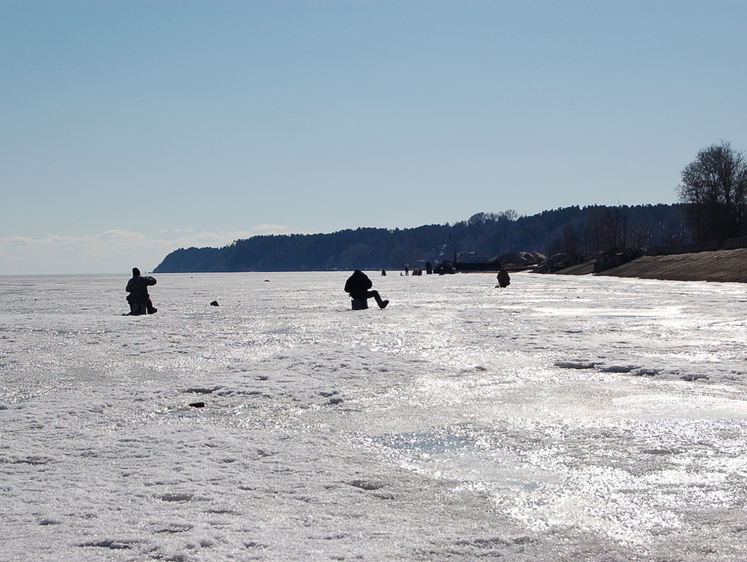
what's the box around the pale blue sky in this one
[2,0,746,274]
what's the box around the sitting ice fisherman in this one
[126,267,158,315]
[344,269,389,310]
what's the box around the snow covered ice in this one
[1,271,747,561]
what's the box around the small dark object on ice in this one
[189,402,205,408]
[210,300,219,306]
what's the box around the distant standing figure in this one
[126,267,157,315]
[344,269,389,310]
[496,268,511,288]
[381,269,387,276]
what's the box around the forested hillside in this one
[154,204,685,273]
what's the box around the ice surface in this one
[1,271,746,560]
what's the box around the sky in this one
[2,1,746,275]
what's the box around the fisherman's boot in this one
[372,291,389,309]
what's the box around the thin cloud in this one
[0,229,268,275]
[252,224,289,235]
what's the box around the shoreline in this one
[557,248,747,283]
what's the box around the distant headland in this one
[154,204,685,274]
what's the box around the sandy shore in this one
[571,248,747,283]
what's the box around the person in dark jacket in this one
[496,268,511,288]
[344,269,389,309]
[126,267,157,315]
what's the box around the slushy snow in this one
[1,272,746,561]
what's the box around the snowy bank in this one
[598,248,747,283]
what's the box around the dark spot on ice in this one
[244,541,269,549]
[348,479,385,491]
[319,390,339,397]
[210,300,219,306]
[256,449,277,458]
[512,536,536,545]
[38,518,62,526]
[642,448,681,455]
[455,536,511,548]
[328,397,344,405]
[206,508,239,515]
[189,402,205,408]
[159,493,193,502]
[597,365,637,373]
[78,539,139,550]
[681,374,709,381]
[455,535,537,550]
[155,523,193,533]
[220,389,261,396]
[633,368,659,377]
[7,456,53,465]
[184,386,221,394]
[554,361,597,369]
[255,375,269,381]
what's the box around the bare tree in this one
[585,206,624,251]
[678,141,747,242]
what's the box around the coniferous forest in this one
[154,204,686,273]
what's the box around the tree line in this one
[154,204,686,273]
